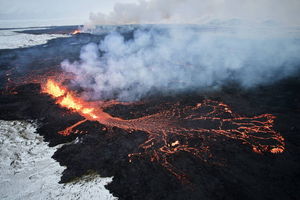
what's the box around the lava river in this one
[42,79,285,183]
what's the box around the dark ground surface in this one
[0,26,299,200]
[15,25,81,35]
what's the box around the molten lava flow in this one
[71,30,81,34]
[42,79,285,184]
[58,119,88,136]
[44,79,65,97]
[42,79,98,120]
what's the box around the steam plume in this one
[62,0,300,101]
[86,0,300,26]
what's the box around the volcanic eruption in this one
[41,78,285,183]
[1,0,300,199]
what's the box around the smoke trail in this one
[61,25,300,101]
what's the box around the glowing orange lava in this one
[42,79,285,184]
[71,30,81,34]
[44,79,66,97]
[42,79,98,120]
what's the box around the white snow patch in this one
[0,120,116,200]
[0,28,69,50]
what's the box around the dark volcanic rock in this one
[0,79,299,200]
[0,31,299,200]
[0,83,84,146]
[15,25,82,35]
[0,31,106,88]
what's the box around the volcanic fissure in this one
[42,78,285,184]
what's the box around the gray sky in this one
[0,0,137,21]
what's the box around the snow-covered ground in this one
[0,28,70,49]
[0,120,116,200]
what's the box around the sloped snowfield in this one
[0,120,116,200]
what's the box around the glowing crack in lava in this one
[42,79,285,183]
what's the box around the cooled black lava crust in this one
[0,27,299,200]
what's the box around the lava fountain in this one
[42,79,285,183]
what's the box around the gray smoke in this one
[61,0,300,101]
[61,25,300,101]
[86,0,300,26]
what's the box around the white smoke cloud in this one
[86,0,300,26]
[62,25,300,101]
[61,0,300,101]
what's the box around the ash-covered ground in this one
[0,26,299,200]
